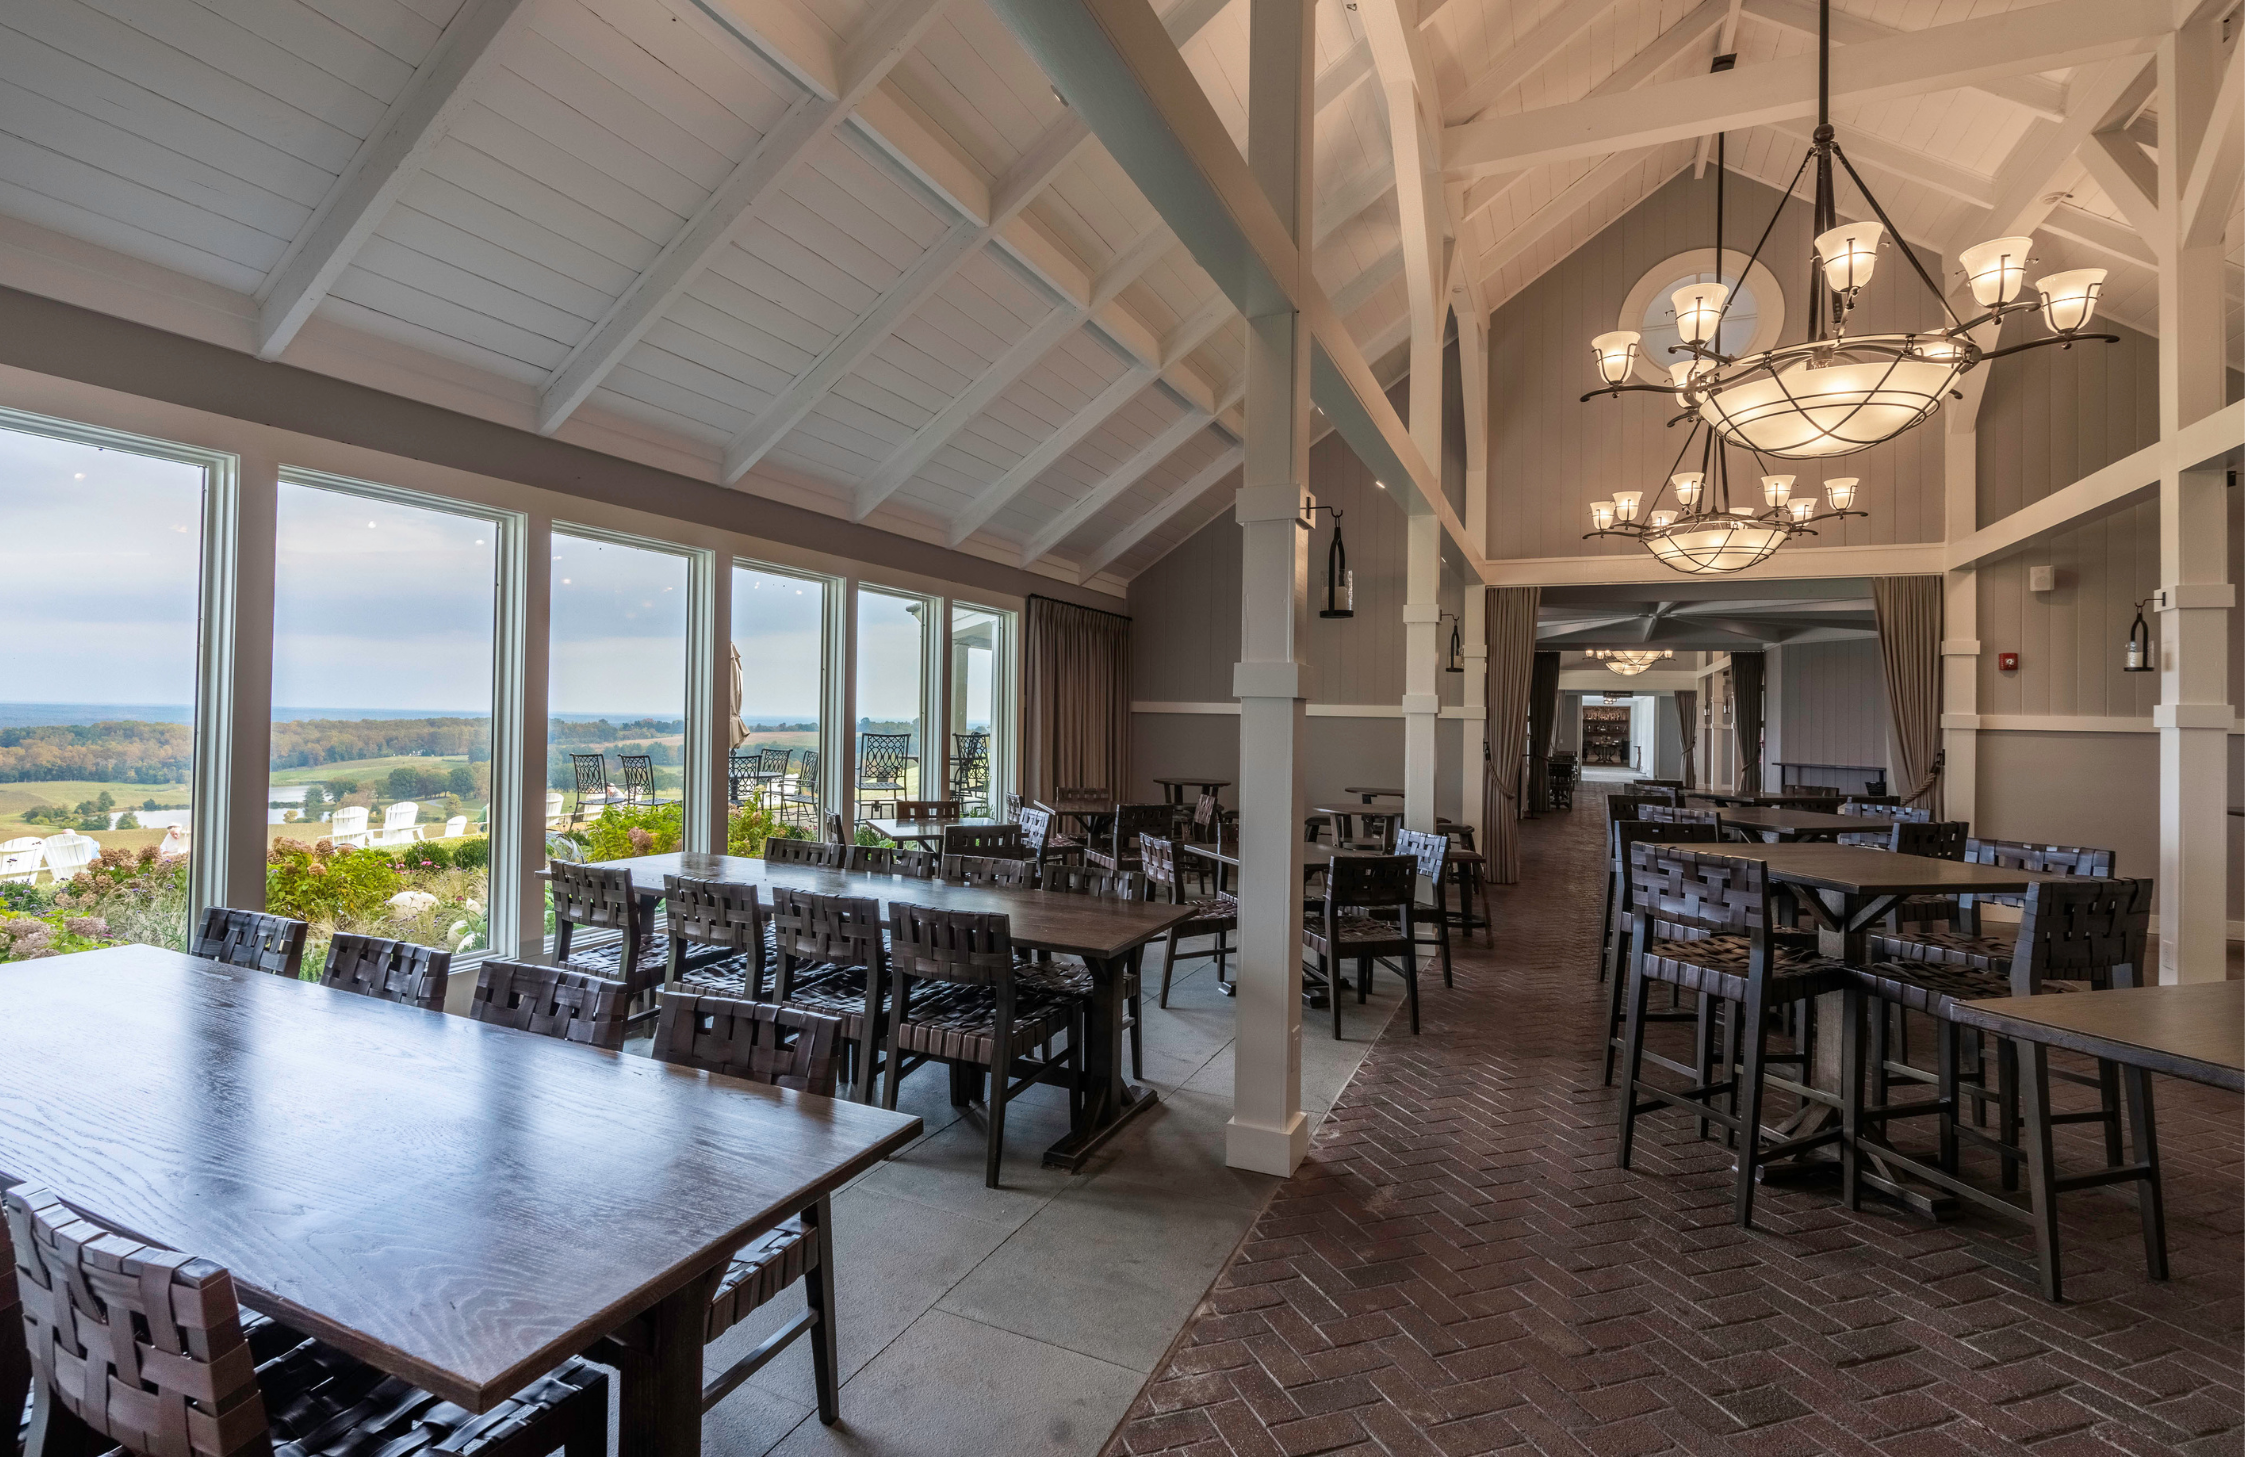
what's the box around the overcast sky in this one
[2,424,932,727]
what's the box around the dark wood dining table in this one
[1342,786,1404,803]
[1945,981,2245,1094]
[1151,776,1229,805]
[865,815,997,846]
[1686,788,1834,807]
[1716,805,1901,841]
[0,944,921,1457]
[587,852,1198,1170]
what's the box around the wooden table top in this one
[1717,806,1900,835]
[0,945,921,1410]
[1151,777,1230,788]
[865,816,997,843]
[1713,842,2069,896]
[594,852,1197,959]
[1945,982,2244,1093]
[1342,787,1403,799]
[1687,790,1827,807]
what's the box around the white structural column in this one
[1226,0,1314,1178]
[200,450,278,916]
[1455,296,1490,848]
[2151,19,2237,984]
[686,547,731,855]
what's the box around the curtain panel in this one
[1729,651,1765,794]
[1674,690,1698,791]
[1480,586,1539,884]
[1526,651,1562,813]
[1873,575,1945,812]
[1021,596,1132,806]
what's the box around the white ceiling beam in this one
[1456,0,1727,226]
[1074,445,1242,581]
[538,0,950,434]
[719,113,1092,478]
[1332,247,1405,316]
[1158,0,1230,44]
[1444,0,2169,178]
[256,0,530,359]
[1762,120,1991,206]
[851,226,1169,520]
[1443,0,1626,125]
[1739,0,2069,121]
[1363,0,1451,471]
[2078,130,2164,238]
[1020,398,1231,564]
[2042,201,2155,267]
[1693,3,1747,179]
[2179,31,2242,246]
[1948,57,2154,251]
[1474,149,1663,286]
[947,294,1232,545]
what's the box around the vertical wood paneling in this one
[1485,170,1945,561]
[1775,639,1888,773]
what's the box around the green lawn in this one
[268,755,470,786]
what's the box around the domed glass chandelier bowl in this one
[1587,648,1676,675]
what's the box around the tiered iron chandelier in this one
[1579,0,2115,575]
[1587,648,1674,676]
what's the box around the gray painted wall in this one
[1774,639,1889,784]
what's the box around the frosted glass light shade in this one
[1824,477,1859,510]
[1591,330,1641,385]
[1959,236,2034,306]
[1611,490,1643,522]
[1761,474,1794,507]
[1590,500,1617,531]
[1649,509,1678,529]
[1671,281,1729,346]
[1815,220,1884,293]
[1670,359,1712,405]
[1787,498,1817,522]
[2036,269,2105,333]
[1645,516,1789,574]
[1699,358,1957,458]
[1670,472,1704,509]
[1913,335,1967,361]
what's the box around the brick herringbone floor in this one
[1104,786,2243,1457]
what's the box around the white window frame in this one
[732,557,844,821]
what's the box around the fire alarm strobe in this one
[1998,652,2019,672]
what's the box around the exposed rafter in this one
[1762,119,1992,207]
[536,0,951,435]
[1472,149,1666,289]
[1020,388,1238,566]
[1074,445,1243,582]
[719,113,1093,480]
[1738,0,2069,121]
[2079,129,2164,238]
[1444,0,2168,178]
[1945,57,2154,253]
[256,0,531,359]
[1442,0,1625,125]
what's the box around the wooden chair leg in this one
[1157,931,1179,1008]
[2014,1036,2063,1301]
[2096,1058,2126,1167]
[1127,973,1144,1082]
[1326,950,1343,1039]
[1615,966,1653,1171]
[1840,985,1865,1212]
[1936,1019,1960,1173]
[1694,993,1718,1141]
[2124,1065,2168,1281]
[1997,1038,2021,1192]
[1732,981,1771,1230]
[984,1048,1011,1190]
[26,1383,109,1457]
[1403,955,1420,1035]
[1601,939,1632,1088]
[1355,954,1370,1004]
[805,1196,840,1424]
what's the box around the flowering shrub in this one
[0,912,117,962]
[47,848,191,952]
[265,839,402,924]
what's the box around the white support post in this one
[1456,286,1489,848]
[687,547,730,854]
[2152,22,2235,984]
[1227,0,1313,1179]
[501,512,552,962]
[200,449,277,916]
[1939,404,1982,826]
[1402,515,1442,832]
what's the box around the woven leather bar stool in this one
[1614,844,1854,1228]
[317,932,450,1010]
[1847,877,2160,1301]
[1598,820,1723,1088]
[1391,829,1455,990]
[1868,839,2115,968]
[880,903,1083,1188]
[1142,834,1235,1007]
[664,874,770,998]
[1085,804,1172,876]
[1303,855,1423,1039]
[192,906,308,980]
[1439,823,1489,942]
[470,961,632,1050]
[1594,795,1666,979]
[1026,863,1147,1079]
[631,993,848,1423]
[6,1185,608,1457]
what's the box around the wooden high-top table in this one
[0,944,921,1457]
[1715,805,1901,842]
[591,852,1197,1170]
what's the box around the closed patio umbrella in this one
[729,643,749,748]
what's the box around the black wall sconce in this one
[1305,504,1353,618]
[1439,611,1465,672]
[2123,597,2156,672]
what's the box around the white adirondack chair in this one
[0,837,43,884]
[544,791,566,828]
[327,806,370,848]
[375,801,422,846]
[40,833,100,883]
[441,815,467,839]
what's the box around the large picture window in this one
[548,532,689,842]
[948,603,1011,814]
[0,418,213,954]
[855,587,931,815]
[269,476,499,965]
[733,564,829,829]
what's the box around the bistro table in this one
[0,944,920,1457]
[1342,786,1404,803]
[865,815,997,847]
[1710,842,2069,1212]
[1686,788,1836,807]
[1716,805,1901,842]
[587,852,1196,1170]
[1151,776,1230,806]
[1946,981,2244,1095]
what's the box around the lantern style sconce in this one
[2123,598,2156,672]
[1305,504,1353,618]
[1440,612,1465,673]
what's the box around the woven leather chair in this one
[1391,829,1455,990]
[6,1185,608,1457]
[317,932,450,1010]
[1143,834,1235,1007]
[895,799,962,821]
[0,1196,24,1457]
[941,823,1026,859]
[664,874,770,998]
[1085,804,1172,876]
[1615,843,1853,1228]
[1637,804,1719,826]
[1025,863,1146,1079]
[946,854,1035,887]
[633,992,846,1423]
[1836,800,1929,845]
[1303,855,1422,1039]
[469,961,631,1050]
[770,888,889,1101]
[1848,876,2159,1300]
[847,844,939,878]
[1595,795,1669,978]
[548,860,657,1000]
[1439,823,1489,942]
[1018,805,1083,868]
[1598,821,1724,1085]
[879,903,1081,1188]
[766,837,847,869]
[1869,839,2115,968]
[191,906,307,980]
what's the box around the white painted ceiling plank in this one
[1739,0,2068,122]
[1074,444,1242,581]
[1020,389,1233,564]
[1443,0,1626,125]
[256,0,532,359]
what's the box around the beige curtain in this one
[1873,575,1945,813]
[1480,586,1538,883]
[1674,690,1697,791]
[1022,596,1132,805]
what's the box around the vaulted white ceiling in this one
[0,0,2234,590]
